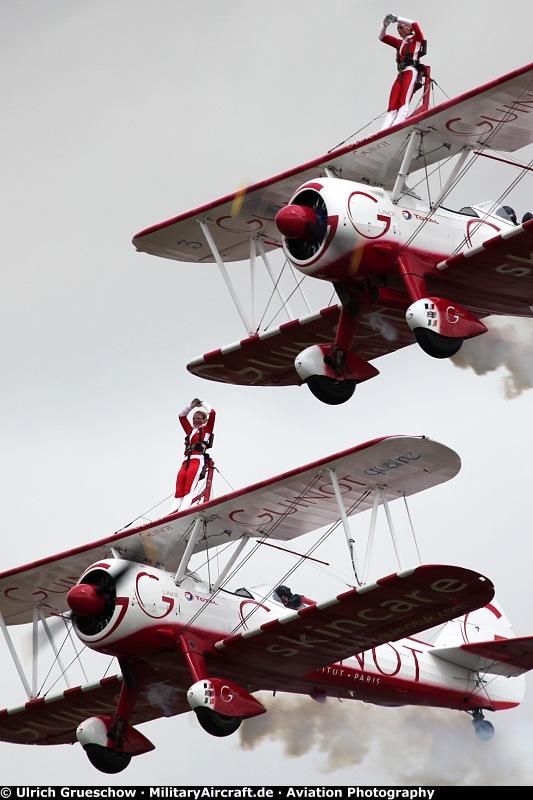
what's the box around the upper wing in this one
[186,303,415,386]
[211,564,494,679]
[132,62,533,266]
[0,436,459,624]
[434,217,533,316]
[0,668,189,746]
[431,636,533,678]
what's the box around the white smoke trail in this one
[240,694,373,770]
[451,317,533,398]
[146,682,184,716]
[369,313,398,342]
[239,694,532,784]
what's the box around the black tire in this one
[194,707,242,737]
[306,376,356,405]
[472,719,495,741]
[84,744,132,774]
[414,328,464,359]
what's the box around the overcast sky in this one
[2,0,533,788]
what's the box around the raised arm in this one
[201,402,216,434]
[178,401,196,434]
[396,15,424,41]
[379,13,399,46]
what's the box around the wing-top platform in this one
[0,435,460,625]
[133,62,533,266]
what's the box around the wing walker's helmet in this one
[275,585,292,598]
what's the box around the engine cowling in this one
[275,178,399,281]
[67,559,180,656]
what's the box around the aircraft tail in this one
[433,599,516,647]
[431,600,533,678]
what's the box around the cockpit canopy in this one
[458,202,518,225]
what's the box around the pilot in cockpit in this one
[274,585,303,609]
[494,206,533,224]
[496,205,518,225]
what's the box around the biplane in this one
[1,435,532,775]
[133,61,533,404]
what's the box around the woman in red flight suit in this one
[379,13,425,130]
[170,398,216,514]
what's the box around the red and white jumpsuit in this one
[379,17,424,130]
[171,402,216,513]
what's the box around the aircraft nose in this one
[275,204,319,239]
[67,583,106,617]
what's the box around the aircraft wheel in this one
[194,707,242,737]
[305,376,356,405]
[472,718,495,741]
[414,328,464,359]
[84,744,132,774]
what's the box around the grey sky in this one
[2,0,533,787]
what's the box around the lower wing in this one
[436,217,533,316]
[187,303,415,387]
[0,670,189,746]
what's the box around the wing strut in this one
[31,606,39,698]
[430,146,474,211]
[363,490,381,585]
[255,238,305,320]
[362,488,408,585]
[390,133,474,210]
[327,468,361,585]
[211,535,250,593]
[0,608,32,699]
[391,130,422,204]
[379,487,403,568]
[40,612,73,689]
[198,220,253,334]
[1,605,86,702]
[173,517,205,585]
[197,220,304,336]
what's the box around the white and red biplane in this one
[133,61,533,404]
[1,436,532,774]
